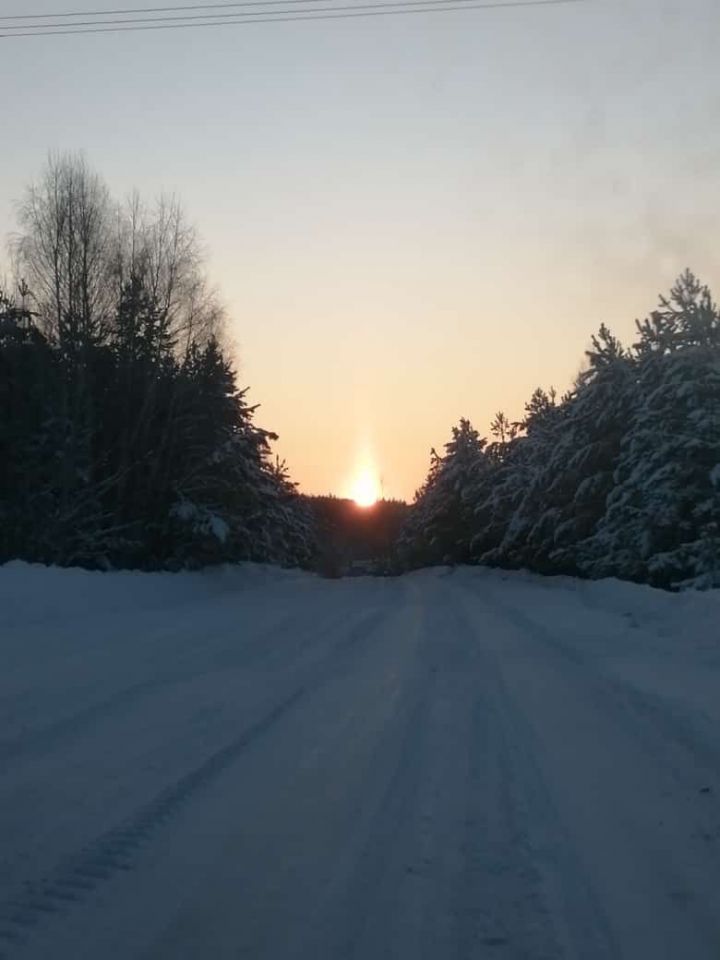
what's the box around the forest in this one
[0,154,314,569]
[1,155,718,588]
[400,273,720,589]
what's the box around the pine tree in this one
[3,156,311,572]
[400,419,487,567]
[532,326,634,573]
[475,387,560,569]
[0,289,52,560]
[581,274,720,587]
[167,338,313,567]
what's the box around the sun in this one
[351,468,381,508]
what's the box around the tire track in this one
[449,581,619,958]
[475,580,720,795]
[453,575,720,955]
[0,686,305,954]
[0,585,364,772]
[0,596,395,956]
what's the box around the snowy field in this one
[1,562,719,960]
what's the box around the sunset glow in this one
[2,3,716,505]
[351,468,381,508]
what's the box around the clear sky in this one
[1,0,719,500]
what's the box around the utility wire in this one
[0,0,585,35]
[0,0,503,19]
[0,0,581,18]
[0,0,572,30]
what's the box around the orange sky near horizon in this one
[2,1,719,503]
[229,257,717,503]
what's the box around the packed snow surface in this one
[1,562,719,959]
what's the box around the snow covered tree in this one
[165,338,312,568]
[538,326,635,572]
[0,285,122,567]
[2,157,311,572]
[397,272,718,590]
[400,419,488,567]
[473,387,561,569]
[513,327,635,574]
[580,274,720,588]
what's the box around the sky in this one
[1,0,719,500]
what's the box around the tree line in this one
[398,271,720,590]
[308,496,409,576]
[3,155,718,588]
[1,154,313,569]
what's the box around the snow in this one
[170,500,231,543]
[1,562,719,959]
[209,515,230,543]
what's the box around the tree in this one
[514,327,634,574]
[2,157,310,571]
[581,279,720,587]
[110,193,223,353]
[400,419,488,567]
[165,338,311,567]
[14,153,113,350]
[399,273,719,590]
[473,387,560,569]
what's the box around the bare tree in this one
[14,154,224,355]
[13,152,113,348]
[111,193,224,354]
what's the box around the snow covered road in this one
[1,564,719,959]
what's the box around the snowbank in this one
[0,560,310,631]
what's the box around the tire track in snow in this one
[291,581,600,959]
[477,667,620,958]
[0,598,394,956]
[0,598,319,771]
[0,686,305,955]
[0,580,374,772]
[475,580,720,816]
[443,579,620,958]
[453,575,720,956]
[0,678,163,769]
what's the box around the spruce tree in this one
[400,419,487,567]
[581,273,720,587]
[534,326,634,573]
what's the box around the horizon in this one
[2,0,719,500]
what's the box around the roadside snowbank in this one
[0,560,309,631]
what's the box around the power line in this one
[0,0,581,19]
[0,0,585,36]
[0,0,571,30]
[0,0,426,19]
[0,0,359,19]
